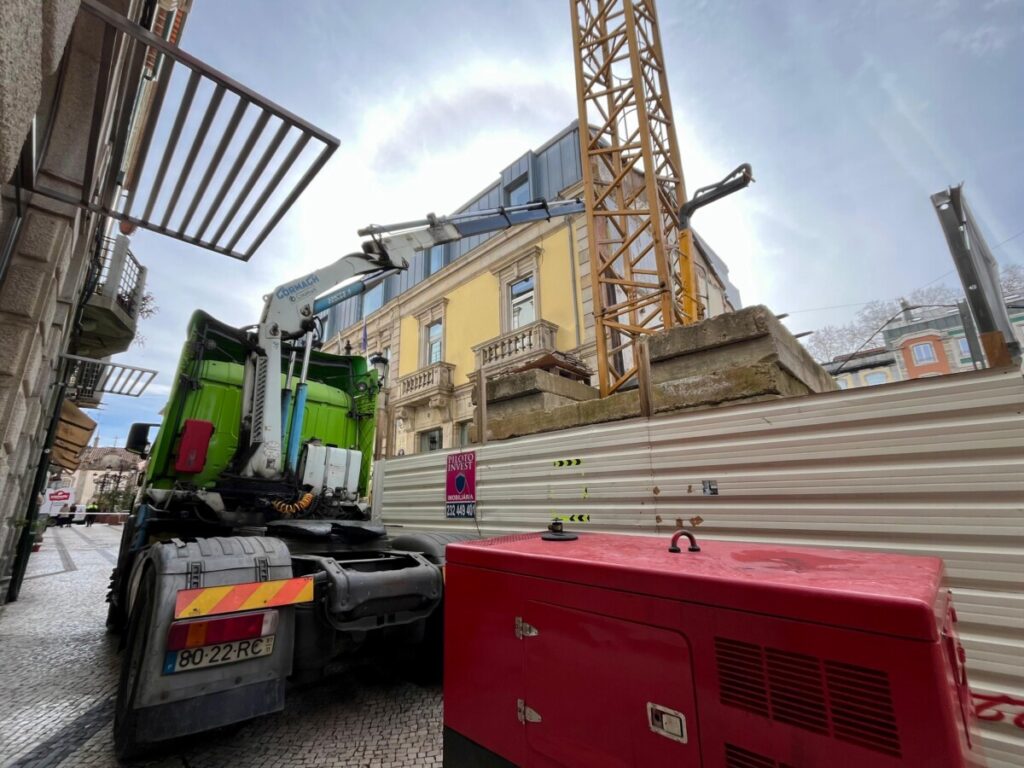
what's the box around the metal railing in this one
[92,235,145,316]
[474,320,559,370]
[25,0,339,262]
[62,354,157,402]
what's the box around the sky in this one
[92,0,1024,445]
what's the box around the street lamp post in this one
[368,352,390,460]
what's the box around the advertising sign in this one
[445,451,476,518]
[40,488,75,518]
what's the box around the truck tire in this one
[105,583,125,635]
[106,514,142,635]
[114,567,155,761]
[389,532,479,683]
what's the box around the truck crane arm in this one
[243,197,586,479]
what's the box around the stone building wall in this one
[0,0,132,597]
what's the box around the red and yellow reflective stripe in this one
[174,576,314,619]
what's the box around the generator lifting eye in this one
[668,529,700,553]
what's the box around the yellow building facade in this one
[323,123,739,456]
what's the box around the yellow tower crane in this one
[570,0,752,396]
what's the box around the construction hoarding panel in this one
[375,367,1024,767]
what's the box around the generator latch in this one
[517,699,542,724]
[647,702,687,743]
[514,616,539,639]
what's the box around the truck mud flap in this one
[136,678,285,743]
[129,537,296,722]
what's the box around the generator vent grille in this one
[765,649,828,733]
[724,743,794,768]
[715,639,769,715]
[715,637,901,758]
[825,660,901,756]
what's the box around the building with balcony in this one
[823,348,900,389]
[0,0,187,599]
[822,296,1024,389]
[882,297,1024,381]
[78,234,148,358]
[322,122,741,456]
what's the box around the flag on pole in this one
[361,320,368,352]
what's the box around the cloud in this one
[942,24,1020,56]
[370,80,575,176]
[85,0,1024,443]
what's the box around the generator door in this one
[521,600,700,767]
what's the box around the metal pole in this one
[285,333,314,473]
[6,383,65,602]
[477,369,488,445]
[636,337,653,418]
[957,301,985,370]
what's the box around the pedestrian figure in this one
[86,501,99,527]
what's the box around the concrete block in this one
[23,395,42,443]
[653,361,813,412]
[37,9,103,186]
[485,369,599,405]
[477,369,600,424]
[648,305,836,394]
[0,375,17,428]
[41,0,79,75]
[16,208,67,264]
[0,0,43,182]
[482,308,835,443]
[31,348,55,399]
[21,343,43,396]
[0,446,10,499]
[4,390,28,453]
[37,278,58,341]
[0,257,51,317]
[12,435,33,477]
[0,316,36,377]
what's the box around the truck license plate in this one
[163,636,275,674]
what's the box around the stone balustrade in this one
[394,361,455,403]
[473,320,559,371]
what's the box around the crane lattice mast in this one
[570,0,700,395]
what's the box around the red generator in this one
[443,530,984,767]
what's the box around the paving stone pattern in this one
[0,526,443,767]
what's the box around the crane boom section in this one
[243,197,585,479]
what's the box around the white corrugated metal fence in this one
[376,367,1024,766]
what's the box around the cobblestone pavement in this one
[0,525,443,768]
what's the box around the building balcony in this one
[474,319,559,372]
[393,361,456,408]
[78,235,147,358]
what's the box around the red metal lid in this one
[447,533,944,641]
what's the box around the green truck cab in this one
[107,311,459,759]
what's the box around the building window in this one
[362,282,384,316]
[493,246,542,334]
[457,421,472,448]
[958,338,972,358]
[863,371,888,386]
[419,428,442,453]
[911,342,937,364]
[426,245,444,277]
[426,320,443,364]
[507,179,529,207]
[694,264,710,319]
[510,275,535,329]
[835,378,848,389]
